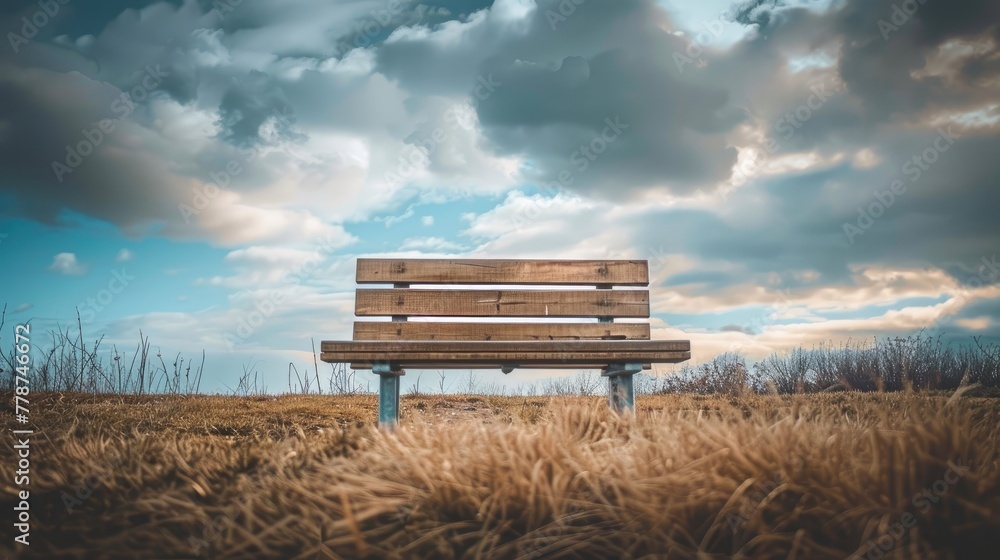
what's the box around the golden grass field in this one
[2,391,999,559]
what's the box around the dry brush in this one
[1,392,998,559]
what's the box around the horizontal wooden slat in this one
[348,362,652,370]
[353,322,650,341]
[323,340,690,353]
[325,350,689,365]
[355,289,650,318]
[356,259,649,285]
[321,340,690,365]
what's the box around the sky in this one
[1,0,998,393]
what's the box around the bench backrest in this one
[352,258,653,342]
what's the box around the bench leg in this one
[373,363,404,428]
[603,363,641,414]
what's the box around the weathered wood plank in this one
[323,350,690,364]
[323,340,690,353]
[352,322,650,341]
[321,340,690,365]
[356,259,649,285]
[349,362,653,370]
[354,289,650,318]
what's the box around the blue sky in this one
[1,0,998,393]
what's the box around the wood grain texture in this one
[354,289,650,318]
[352,322,651,341]
[356,259,649,285]
[347,362,653,370]
[325,259,690,370]
[322,340,690,365]
[322,349,690,364]
[323,340,690,353]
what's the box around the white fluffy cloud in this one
[48,253,87,275]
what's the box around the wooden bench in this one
[321,259,691,426]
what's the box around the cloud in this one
[115,248,133,262]
[368,0,750,199]
[14,303,32,313]
[399,236,466,252]
[48,253,86,276]
[0,2,414,247]
[729,0,787,29]
[955,316,991,330]
[197,239,355,289]
[460,190,632,258]
[215,69,302,147]
[2,0,999,375]
[720,324,756,335]
[373,204,416,228]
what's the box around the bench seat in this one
[321,340,691,367]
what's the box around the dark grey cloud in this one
[634,125,1000,295]
[0,1,357,244]
[216,70,302,147]
[0,63,185,228]
[370,0,747,198]
[0,1,229,231]
[834,1,1000,120]
[721,324,757,334]
[0,1,221,107]
[0,0,174,43]
[612,0,999,310]
[729,0,788,29]
[477,46,743,197]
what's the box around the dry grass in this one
[2,392,999,559]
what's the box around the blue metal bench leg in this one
[603,363,641,414]
[373,363,404,428]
